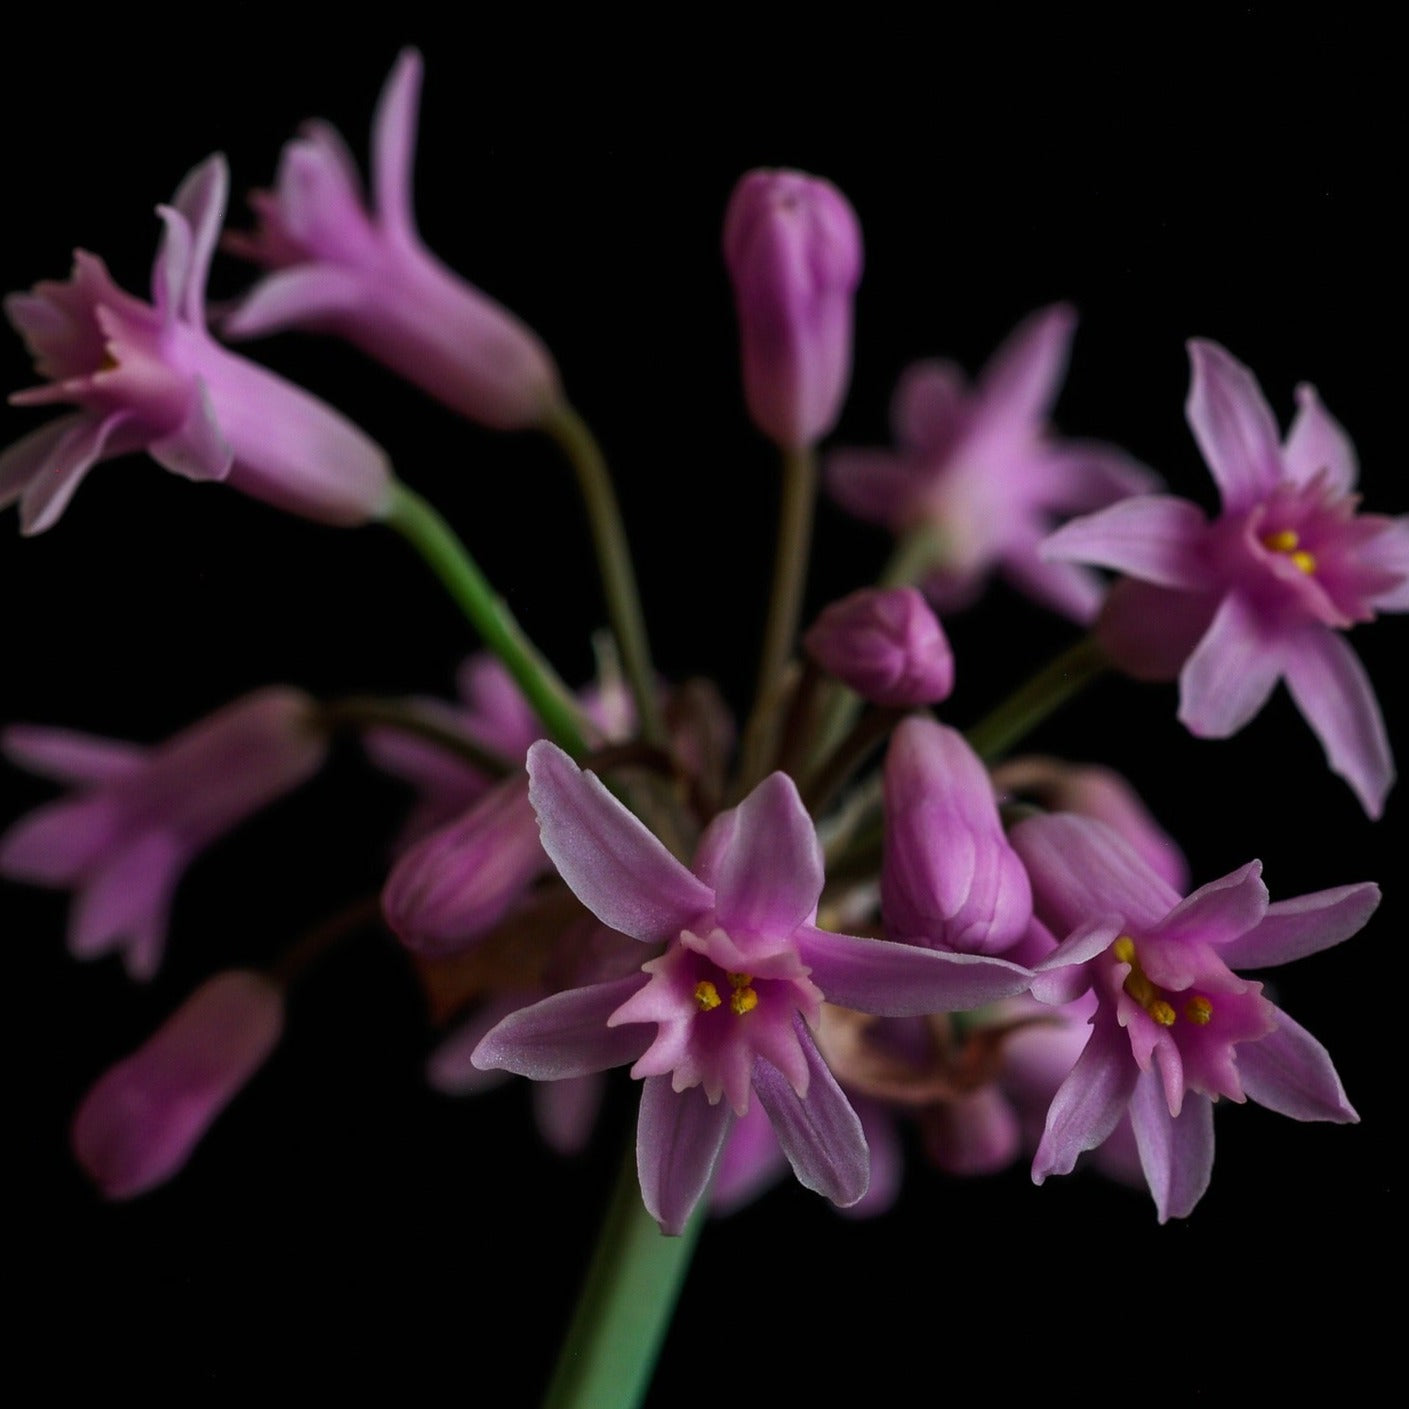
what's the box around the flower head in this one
[1043,340,1409,815]
[472,741,1033,1232]
[723,168,863,450]
[1,157,394,533]
[0,688,327,979]
[1010,811,1373,1220]
[224,50,561,431]
[826,304,1156,621]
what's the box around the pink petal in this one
[222,265,365,339]
[890,358,971,456]
[1219,882,1380,969]
[711,1099,787,1216]
[841,1099,904,1217]
[823,447,922,529]
[1040,495,1209,589]
[1237,1007,1358,1123]
[1281,626,1394,817]
[712,772,823,940]
[1096,579,1221,682]
[998,546,1107,625]
[2,725,146,787]
[1281,383,1357,493]
[752,1020,868,1209]
[1029,916,1125,1004]
[1178,591,1284,738]
[372,49,422,247]
[470,975,653,1080]
[1130,1073,1214,1222]
[69,830,187,981]
[0,795,121,884]
[1357,516,1409,611]
[637,1077,733,1235]
[534,1073,605,1156]
[15,411,136,535]
[976,302,1076,429]
[164,156,228,327]
[1153,860,1268,950]
[1185,339,1285,513]
[794,924,1032,1015]
[425,998,523,1095]
[525,741,714,943]
[148,378,234,483]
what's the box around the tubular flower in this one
[722,168,863,450]
[472,741,1033,1233]
[1042,340,1409,815]
[1,157,394,534]
[1009,811,1374,1221]
[826,304,1156,621]
[71,970,284,1200]
[0,689,327,979]
[223,49,561,431]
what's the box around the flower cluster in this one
[2,45,1396,1408]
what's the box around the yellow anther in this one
[1125,971,1156,1008]
[1290,549,1318,574]
[1113,936,1136,964]
[1148,999,1177,1027]
[695,981,722,1012]
[1185,995,1214,1025]
[730,986,759,1016]
[1263,529,1300,552]
[726,972,753,989]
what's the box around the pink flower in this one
[1,157,393,534]
[1010,811,1373,1220]
[1043,340,1409,816]
[72,970,284,1199]
[722,168,863,450]
[224,50,561,432]
[472,741,1032,1233]
[803,586,955,707]
[0,688,327,979]
[826,305,1155,621]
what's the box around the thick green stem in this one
[543,403,664,746]
[738,444,818,789]
[385,483,590,758]
[541,1147,705,1409]
[965,635,1110,763]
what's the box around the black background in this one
[4,11,1400,1399]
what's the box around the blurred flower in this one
[827,304,1155,620]
[803,586,954,707]
[723,168,863,450]
[72,970,284,1199]
[0,688,327,979]
[224,50,561,431]
[1,157,393,533]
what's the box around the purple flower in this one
[1010,811,1373,1220]
[472,741,1032,1233]
[1,157,394,534]
[224,50,561,432]
[72,970,284,1199]
[0,688,327,979]
[803,586,955,707]
[722,168,863,450]
[1043,340,1409,816]
[826,304,1156,621]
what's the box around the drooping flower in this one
[1042,340,1409,816]
[223,50,561,432]
[472,741,1034,1233]
[1,157,394,534]
[826,304,1156,621]
[1009,810,1373,1220]
[722,168,863,450]
[0,688,327,979]
[803,586,955,708]
[71,969,285,1199]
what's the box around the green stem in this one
[964,634,1110,763]
[385,482,590,758]
[543,403,664,746]
[541,1147,705,1409]
[738,444,818,789]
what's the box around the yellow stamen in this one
[1149,999,1177,1027]
[1263,529,1300,552]
[1290,549,1318,574]
[695,980,722,1012]
[1113,936,1136,964]
[730,986,759,1016]
[726,972,752,989]
[1185,995,1214,1025]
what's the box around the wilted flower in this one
[1,157,394,533]
[1043,340,1409,816]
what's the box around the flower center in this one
[1112,936,1213,1027]
[1261,527,1317,574]
[694,971,760,1016]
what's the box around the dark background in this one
[4,12,1399,1398]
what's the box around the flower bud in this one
[71,971,284,1199]
[804,586,954,706]
[381,776,548,956]
[723,168,863,449]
